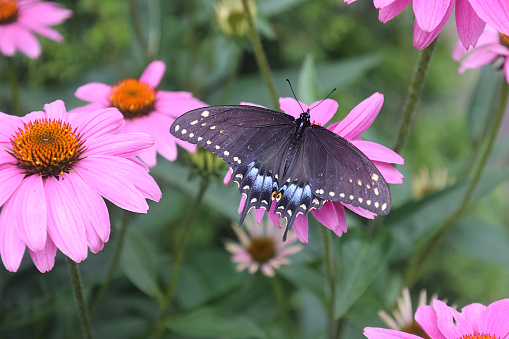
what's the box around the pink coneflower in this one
[0,100,161,273]
[72,61,207,167]
[225,94,404,243]
[453,25,509,83]
[0,0,72,58]
[345,0,509,51]
[225,217,303,277]
[365,298,509,339]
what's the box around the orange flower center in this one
[110,79,156,119]
[7,119,86,178]
[403,321,430,339]
[0,0,18,25]
[248,237,275,262]
[459,335,497,339]
[499,33,509,49]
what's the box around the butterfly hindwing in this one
[304,125,391,215]
[170,105,295,166]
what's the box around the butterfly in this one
[170,103,391,240]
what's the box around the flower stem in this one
[150,178,209,339]
[393,38,438,155]
[241,0,279,109]
[404,80,509,287]
[320,227,340,339]
[89,210,130,314]
[270,275,293,339]
[6,57,21,116]
[66,258,94,339]
[128,0,148,60]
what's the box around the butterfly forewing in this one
[170,105,295,166]
[305,126,391,215]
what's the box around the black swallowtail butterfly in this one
[170,104,391,240]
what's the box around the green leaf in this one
[298,54,324,104]
[166,307,267,339]
[387,167,509,259]
[278,264,326,303]
[121,231,162,299]
[334,229,394,319]
[467,64,500,144]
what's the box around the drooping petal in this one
[456,0,486,49]
[136,147,158,168]
[292,215,309,243]
[413,1,454,50]
[351,140,404,164]
[309,99,338,126]
[260,263,275,277]
[74,83,112,106]
[11,26,41,59]
[139,61,166,88]
[0,26,17,56]
[67,173,110,243]
[311,201,348,237]
[467,0,509,36]
[74,158,150,213]
[379,0,412,23]
[414,304,448,339]
[18,2,72,26]
[374,0,397,9]
[344,203,376,219]
[12,175,47,252]
[0,165,24,207]
[413,0,451,32]
[431,300,464,338]
[331,93,383,140]
[84,133,154,158]
[374,161,404,184]
[29,237,57,273]
[0,197,26,272]
[457,44,499,73]
[45,176,88,263]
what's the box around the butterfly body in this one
[170,105,391,239]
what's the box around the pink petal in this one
[11,26,41,59]
[260,263,275,277]
[311,201,348,237]
[175,137,197,154]
[139,61,166,88]
[70,102,107,114]
[45,176,88,263]
[70,108,124,141]
[0,26,17,56]
[292,215,309,243]
[224,168,233,185]
[18,2,72,25]
[67,173,110,243]
[373,161,404,184]
[267,201,281,228]
[374,0,397,9]
[43,100,67,120]
[379,0,412,23]
[457,44,499,73]
[74,158,150,213]
[432,300,464,338]
[351,140,404,164]
[331,93,383,140]
[415,304,448,339]
[364,327,423,339]
[413,1,454,50]
[452,41,468,62]
[456,0,486,49]
[344,203,376,219]
[0,165,24,207]
[254,208,265,224]
[12,175,47,252]
[136,147,158,167]
[155,91,207,117]
[85,222,105,254]
[0,112,23,141]
[413,0,451,32]
[467,0,509,36]
[309,99,338,126]
[0,197,26,272]
[74,82,112,106]
[85,133,154,158]
[457,303,485,327]
[279,97,308,119]
[29,237,57,273]
[477,299,509,337]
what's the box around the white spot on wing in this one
[181,129,187,134]
[374,188,379,196]
[201,110,210,117]
[358,197,363,203]
[250,198,257,203]
[367,200,371,205]
[329,192,335,197]
[382,203,387,211]
[189,133,194,138]
[349,195,354,200]
[190,120,199,125]
[197,137,203,141]
[210,125,216,130]
[375,202,379,208]
[174,125,180,131]
[224,151,230,156]
[372,173,379,181]
[358,179,362,186]
[340,193,345,198]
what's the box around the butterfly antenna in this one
[309,87,337,112]
[286,79,306,113]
